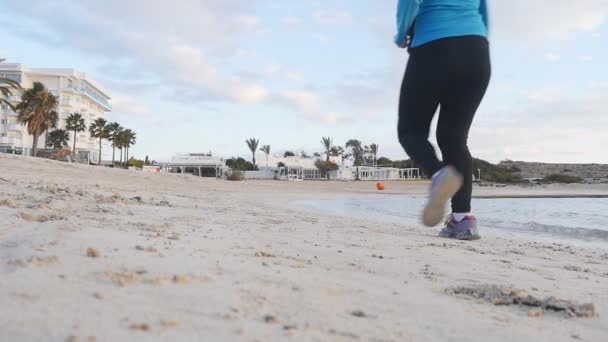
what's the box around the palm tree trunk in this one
[112,145,115,166]
[98,137,102,165]
[32,134,39,157]
[72,130,77,156]
[119,148,123,166]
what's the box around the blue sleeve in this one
[394,0,420,46]
[479,0,489,32]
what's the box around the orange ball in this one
[376,182,385,191]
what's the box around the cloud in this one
[1,0,269,106]
[544,53,561,62]
[491,0,608,40]
[312,10,353,25]
[578,55,594,62]
[472,83,608,163]
[275,90,346,126]
[282,16,302,26]
[311,33,330,43]
[111,94,152,117]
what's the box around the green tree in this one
[127,157,144,169]
[116,129,129,166]
[46,129,70,150]
[245,138,259,167]
[284,151,295,157]
[314,160,339,179]
[321,136,333,162]
[89,118,109,165]
[15,82,58,156]
[225,157,255,171]
[260,145,271,166]
[106,122,122,165]
[124,129,136,165]
[65,113,86,156]
[346,139,364,166]
[370,143,379,166]
[377,157,393,166]
[0,69,22,111]
[108,122,123,165]
[42,110,58,147]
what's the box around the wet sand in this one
[1,154,607,341]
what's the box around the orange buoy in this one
[376,182,385,191]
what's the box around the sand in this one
[1,153,607,341]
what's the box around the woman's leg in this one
[435,37,491,213]
[397,49,442,177]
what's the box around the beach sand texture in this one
[1,154,608,341]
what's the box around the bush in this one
[128,158,145,169]
[314,160,339,171]
[225,157,255,171]
[227,170,244,181]
[473,158,524,184]
[540,174,583,184]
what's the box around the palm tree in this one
[65,113,86,157]
[330,146,345,165]
[321,136,333,162]
[116,130,127,166]
[260,145,271,167]
[124,129,136,165]
[42,110,58,147]
[46,129,70,150]
[116,129,137,166]
[245,138,259,166]
[370,143,379,167]
[89,118,109,165]
[346,139,363,166]
[0,72,22,111]
[15,82,58,156]
[106,122,122,166]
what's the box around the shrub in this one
[540,174,583,184]
[227,170,244,181]
[128,158,145,169]
[473,158,524,183]
[314,160,339,171]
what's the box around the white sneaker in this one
[422,166,463,227]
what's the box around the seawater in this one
[294,197,608,243]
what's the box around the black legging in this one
[398,35,491,213]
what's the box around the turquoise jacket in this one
[395,0,489,48]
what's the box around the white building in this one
[161,153,229,178]
[0,63,112,162]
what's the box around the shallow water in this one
[294,197,608,243]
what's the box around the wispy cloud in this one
[544,52,561,62]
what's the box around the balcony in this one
[0,136,20,145]
[5,124,21,131]
[61,98,75,107]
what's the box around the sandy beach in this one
[1,153,608,342]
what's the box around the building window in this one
[1,73,22,83]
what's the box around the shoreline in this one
[2,154,608,341]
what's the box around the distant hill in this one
[498,161,608,183]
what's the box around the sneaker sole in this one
[422,170,463,227]
[454,233,481,241]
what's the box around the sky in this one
[1,0,607,163]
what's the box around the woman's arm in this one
[479,0,489,31]
[394,0,421,48]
